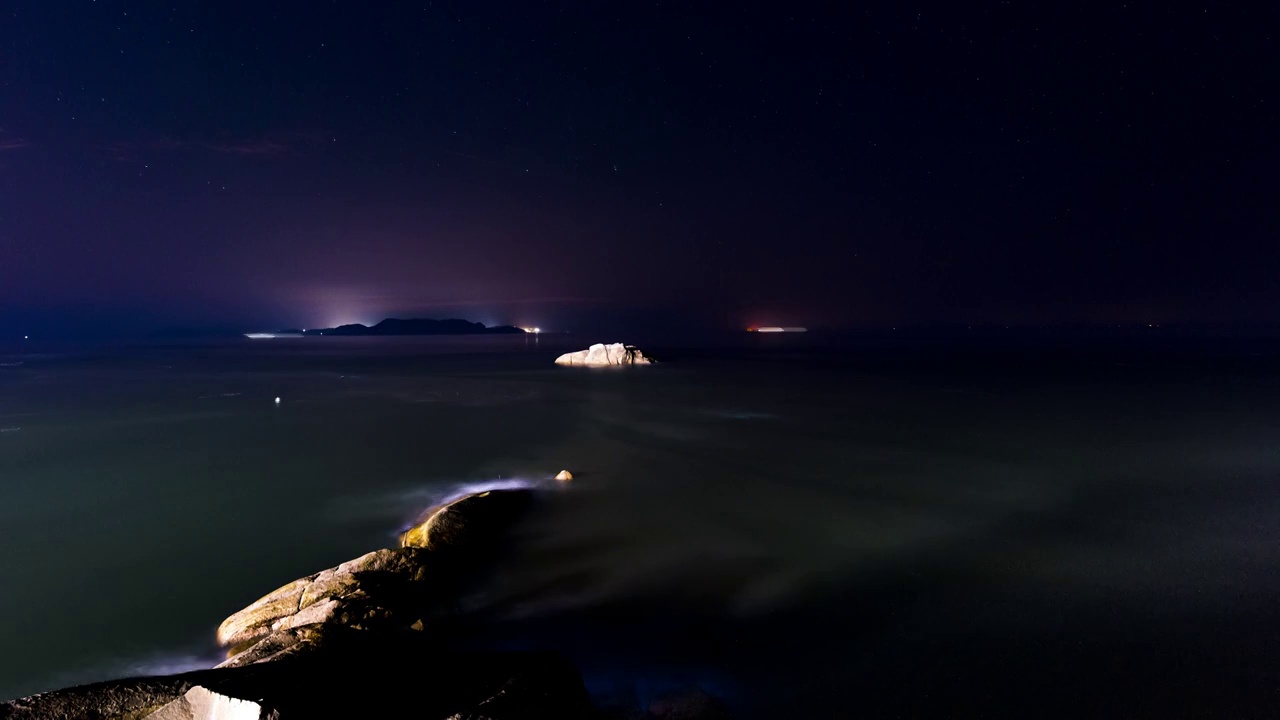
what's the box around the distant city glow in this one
[748,326,807,333]
[520,327,542,334]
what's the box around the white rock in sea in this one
[554,343,652,366]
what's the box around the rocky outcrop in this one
[0,677,195,720]
[399,489,533,553]
[0,488,553,720]
[214,546,440,661]
[0,486,726,719]
[146,686,275,720]
[213,489,532,669]
[554,343,652,367]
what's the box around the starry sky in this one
[0,2,1274,336]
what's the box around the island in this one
[267,318,527,337]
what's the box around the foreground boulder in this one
[554,343,652,366]
[216,489,532,667]
[215,547,439,659]
[0,677,195,720]
[146,686,275,720]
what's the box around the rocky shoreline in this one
[1,487,726,719]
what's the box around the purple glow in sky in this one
[0,3,1275,336]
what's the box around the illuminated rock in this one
[214,489,532,667]
[555,469,573,482]
[2,487,587,720]
[215,547,431,655]
[399,489,532,551]
[144,685,275,720]
[217,624,333,668]
[554,343,652,366]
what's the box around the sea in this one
[1,332,1278,717]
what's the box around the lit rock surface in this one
[214,547,433,655]
[216,489,531,667]
[399,489,533,552]
[554,343,652,366]
[145,686,275,720]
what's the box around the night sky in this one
[1,2,1274,336]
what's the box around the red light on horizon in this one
[747,326,807,333]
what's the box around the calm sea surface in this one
[1,334,1279,716]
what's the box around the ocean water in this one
[1,334,1279,716]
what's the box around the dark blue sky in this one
[0,2,1275,336]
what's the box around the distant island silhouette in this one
[281,318,526,336]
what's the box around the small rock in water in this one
[554,342,653,366]
[555,469,573,482]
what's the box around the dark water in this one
[2,335,1279,716]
